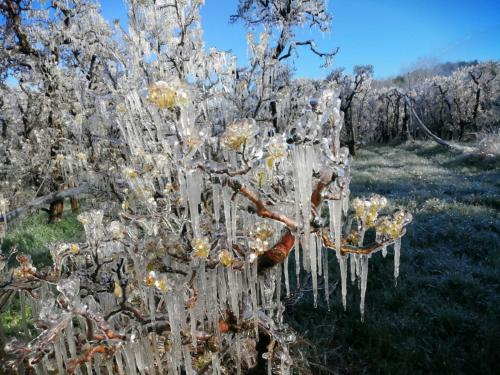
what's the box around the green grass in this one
[1,210,85,267]
[286,142,500,375]
[0,209,84,339]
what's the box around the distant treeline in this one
[327,61,499,153]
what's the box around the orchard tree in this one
[0,0,119,222]
[327,65,373,155]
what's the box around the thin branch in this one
[0,184,90,222]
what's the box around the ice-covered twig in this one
[229,180,298,230]
[321,228,407,256]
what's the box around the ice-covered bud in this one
[154,274,170,292]
[191,237,210,258]
[69,243,79,254]
[265,137,288,169]
[143,270,157,286]
[114,280,123,298]
[254,168,268,188]
[249,238,269,255]
[124,167,139,179]
[147,81,189,110]
[250,222,274,241]
[375,209,412,240]
[222,119,258,151]
[109,221,124,240]
[218,249,233,267]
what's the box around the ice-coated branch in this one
[279,40,339,65]
[322,228,408,256]
[229,180,299,230]
[66,344,116,375]
[257,230,295,271]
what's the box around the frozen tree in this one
[327,65,373,155]
[0,0,121,222]
[0,1,412,374]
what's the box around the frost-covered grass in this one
[286,141,500,375]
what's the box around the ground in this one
[1,142,499,374]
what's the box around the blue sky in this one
[100,0,500,79]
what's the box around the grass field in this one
[1,142,499,374]
[286,142,500,375]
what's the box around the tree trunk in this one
[70,195,79,213]
[472,88,481,131]
[344,107,356,156]
[401,102,410,141]
[49,199,64,223]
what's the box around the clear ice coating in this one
[359,255,370,322]
[394,238,402,285]
[329,199,347,308]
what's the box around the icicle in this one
[183,345,194,375]
[235,338,242,375]
[275,264,283,325]
[339,255,347,309]
[328,199,346,308]
[294,240,300,287]
[19,291,28,336]
[360,255,370,322]
[350,253,356,284]
[217,265,227,310]
[222,186,232,247]
[57,335,68,364]
[332,200,342,255]
[342,188,350,216]
[292,146,314,273]
[212,182,221,225]
[66,321,78,367]
[227,267,239,320]
[355,254,362,280]
[317,235,323,277]
[310,234,318,307]
[323,239,330,310]
[394,238,401,285]
[105,360,114,375]
[382,245,387,258]
[53,339,64,375]
[211,352,221,375]
[115,351,125,375]
[186,170,202,237]
[133,343,146,375]
[231,196,237,248]
[284,254,290,297]
[123,343,138,375]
